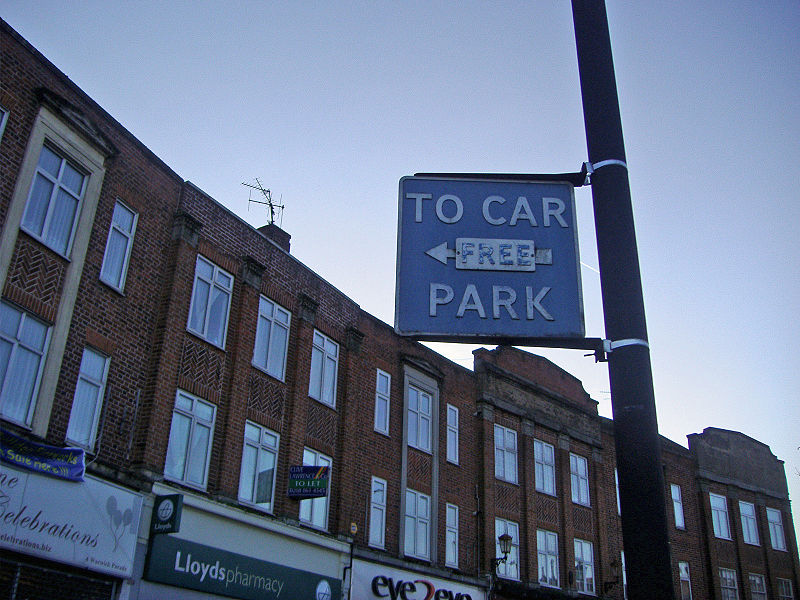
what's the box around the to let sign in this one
[395,176,584,341]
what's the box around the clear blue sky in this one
[4,1,799,538]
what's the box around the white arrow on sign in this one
[426,239,552,271]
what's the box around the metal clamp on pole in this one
[582,159,628,184]
[603,338,649,354]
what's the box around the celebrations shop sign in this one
[146,535,342,600]
[0,462,142,577]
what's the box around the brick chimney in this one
[258,223,291,253]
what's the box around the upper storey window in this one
[21,144,87,257]
[187,256,233,349]
[0,301,50,427]
[100,200,138,292]
[253,296,290,381]
[309,330,338,407]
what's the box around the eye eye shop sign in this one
[146,535,341,600]
[395,176,584,341]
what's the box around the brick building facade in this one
[1,19,798,600]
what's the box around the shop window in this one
[187,255,233,349]
[252,296,290,380]
[0,301,50,427]
[309,330,338,407]
[99,200,137,292]
[494,424,518,484]
[238,421,279,512]
[65,347,110,449]
[299,447,332,530]
[404,488,430,560]
[164,390,216,489]
[574,538,595,594]
[374,369,390,435]
[570,453,590,506]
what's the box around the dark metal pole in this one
[571,2,675,598]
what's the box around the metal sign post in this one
[572,1,676,597]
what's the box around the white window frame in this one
[537,529,559,589]
[187,255,233,349]
[99,199,138,292]
[739,501,759,545]
[621,551,628,600]
[309,330,339,407]
[369,476,387,549]
[20,142,87,257]
[679,561,693,600]
[446,404,459,464]
[0,106,8,143]
[238,421,279,512]
[164,390,216,490]
[710,493,731,539]
[65,347,110,449]
[767,507,787,551]
[574,538,595,594]
[252,296,291,381]
[777,578,794,600]
[404,488,431,560]
[445,503,459,567]
[535,439,556,496]
[374,369,390,435]
[494,424,518,484]
[672,483,686,529]
[495,518,520,580]
[299,447,332,530]
[719,567,739,600]
[0,301,51,427]
[570,453,590,506]
[407,382,432,453]
[749,573,766,600]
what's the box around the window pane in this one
[239,444,257,500]
[186,423,210,484]
[21,175,52,236]
[38,145,61,176]
[112,201,135,232]
[165,412,191,479]
[207,287,229,346]
[189,279,210,332]
[47,188,78,254]
[267,323,287,378]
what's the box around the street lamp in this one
[493,533,513,567]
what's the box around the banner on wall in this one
[0,462,142,577]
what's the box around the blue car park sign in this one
[395,176,584,342]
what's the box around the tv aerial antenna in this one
[242,178,284,226]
